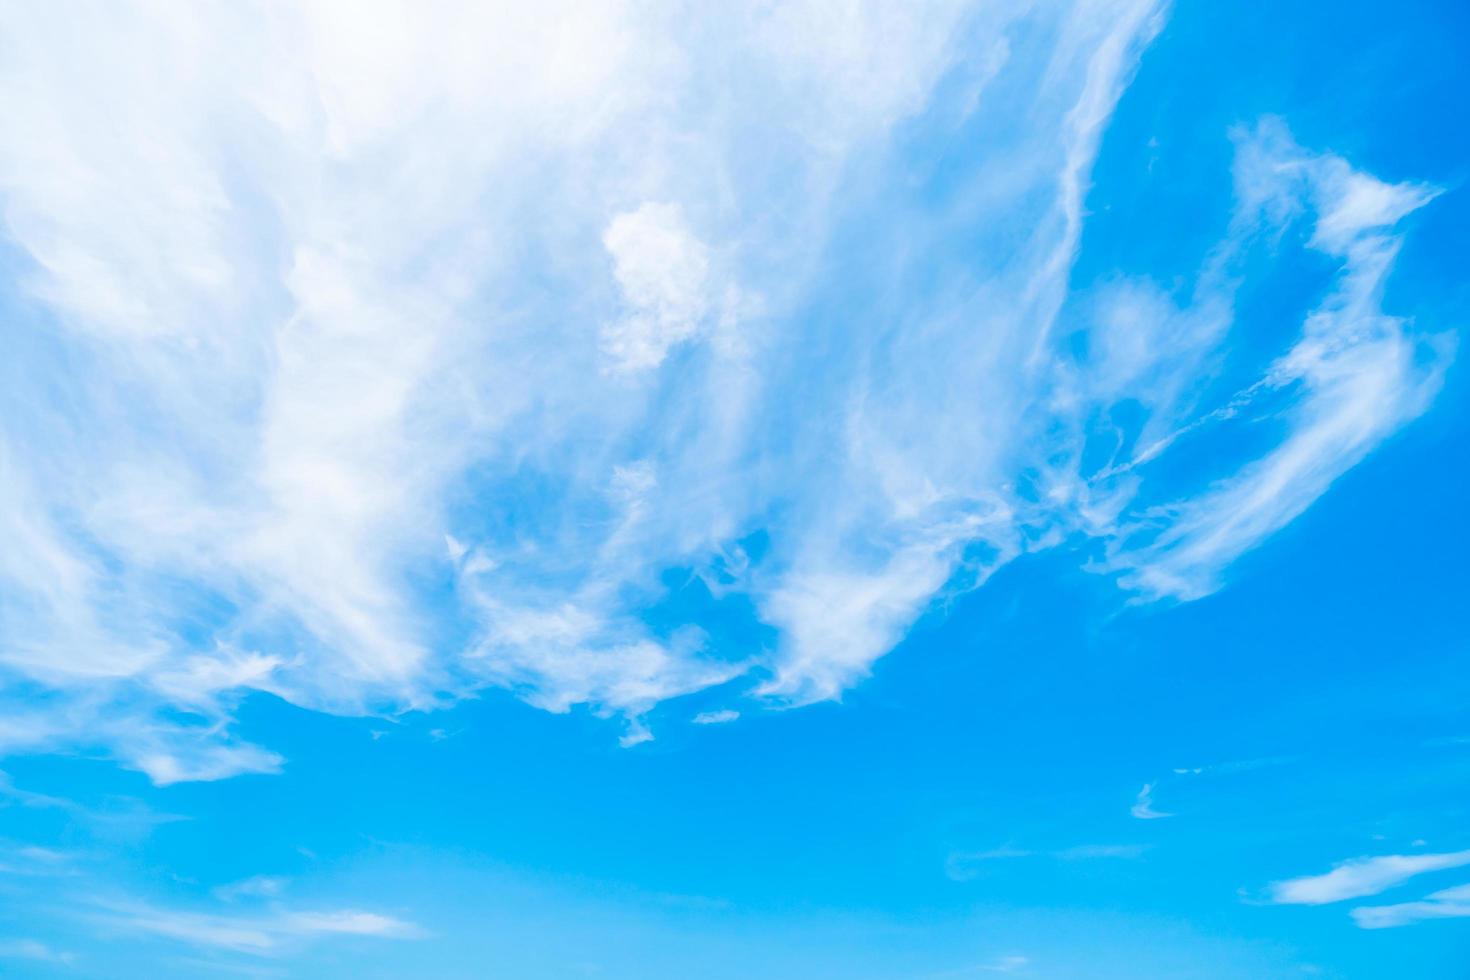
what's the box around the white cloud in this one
[1351,883,1470,929]
[1268,850,1470,905]
[601,203,712,371]
[1100,119,1449,599]
[99,901,421,954]
[692,709,740,725]
[130,739,284,788]
[759,540,971,703]
[618,717,654,749]
[0,2,1450,777]
[1130,782,1173,820]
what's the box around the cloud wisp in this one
[94,901,422,956]
[947,843,1147,881]
[1130,783,1173,820]
[1351,883,1470,929]
[1267,850,1470,906]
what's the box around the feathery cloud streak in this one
[1268,850,1470,905]
[95,901,421,954]
[1352,883,1470,929]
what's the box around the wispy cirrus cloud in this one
[692,709,740,726]
[947,842,1147,880]
[1094,119,1448,600]
[0,0,1450,779]
[95,901,422,955]
[1267,849,1470,905]
[1351,883,1470,929]
[1130,782,1173,820]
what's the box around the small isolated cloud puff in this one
[692,709,740,725]
[1267,849,1470,905]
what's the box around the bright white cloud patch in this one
[0,1,1450,779]
[1268,850,1470,905]
[692,709,740,725]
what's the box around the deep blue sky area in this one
[0,1,1466,977]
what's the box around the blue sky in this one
[0,1,1467,976]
